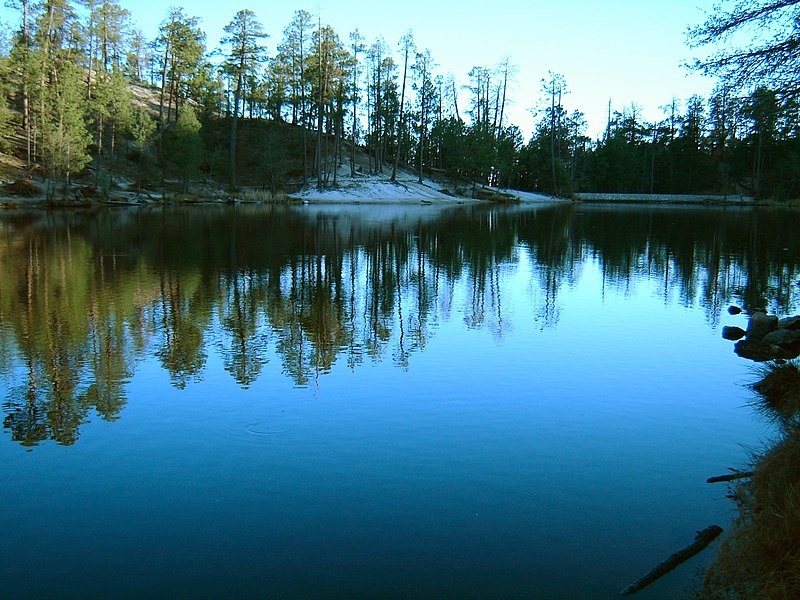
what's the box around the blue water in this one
[0,204,791,599]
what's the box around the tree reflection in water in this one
[1,204,798,445]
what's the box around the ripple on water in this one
[245,422,288,436]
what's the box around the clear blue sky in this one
[0,0,717,139]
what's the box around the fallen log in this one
[619,525,723,596]
[707,470,755,484]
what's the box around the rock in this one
[728,305,743,315]
[722,326,746,341]
[735,339,783,362]
[745,312,778,340]
[778,316,800,330]
[764,328,800,347]
[5,179,40,197]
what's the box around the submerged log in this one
[619,525,723,596]
[707,470,755,484]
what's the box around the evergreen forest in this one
[1,0,799,200]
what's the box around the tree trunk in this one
[315,99,323,189]
[418,89,425,184]
[21,0,31,165]
[159,41,170,125]
[498,63,508,135]
[351,45,358,178]
[375,56,382,171]
[230,70,242,188]
[86,3,95,100]
[551,100,557,195]
[300,31,308,184]
[452,80,461,122]
[333,87,344,186]
[391,41,410,183]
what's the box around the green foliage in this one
[0,50,15,152]
[156,8,207,129]
[164,105,202,192]
[40,61,92,195]
[131,106,155,149]
[94,71,134,132]
[0,105,16,153]
[222,8,268,115]
[130,106,156,187]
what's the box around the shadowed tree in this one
[412,47,436,183]
[222,8,268,188]
[164,104,201,192]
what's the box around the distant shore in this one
[573,192,755,205]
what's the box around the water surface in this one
[1,203,795,599]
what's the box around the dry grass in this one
[750,363,800,428]
[237,188,291,203]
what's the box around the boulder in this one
[745,312,778,340]
[728,305,743,315]
[722,326,746,341]
[764,328,800,347]
[778,316,800,331]
[735,339,783,362]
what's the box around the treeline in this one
[1,1,799,199]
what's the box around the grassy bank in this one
[702,362,800,599]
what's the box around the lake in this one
[0,202,794,599]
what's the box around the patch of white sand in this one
[292,175,466,203]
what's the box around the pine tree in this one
[40,60,91,198]
[348,29,365,178]
[412,48,436,183]
[156,8,205,127]
[91,69,134,191]
[130,107,155,191]
[165,105,201,192]
[222,9,268,188]
[391,30,413,183]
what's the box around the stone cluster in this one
[723,309,800,361]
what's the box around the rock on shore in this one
[728,308,800,361]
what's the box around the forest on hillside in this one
[1,0,799,199]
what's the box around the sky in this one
[0,0,718,139]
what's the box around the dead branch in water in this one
[619,525,723,596]
[707,470,755,484]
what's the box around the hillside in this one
[0,82,566,207]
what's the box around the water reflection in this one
[1,204,799,446]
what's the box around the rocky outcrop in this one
[745,312,778,340]
[778,316,800,330]
[726,307,800,362]
[764,329,800,347]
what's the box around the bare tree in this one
[689,0,800,96]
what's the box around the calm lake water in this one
[0,203,796,599]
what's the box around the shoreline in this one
[0,177,775,209]
[574,192,756,205]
